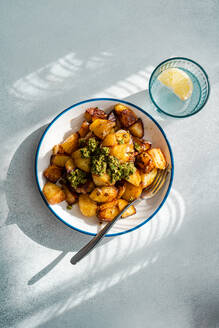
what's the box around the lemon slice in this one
[158,68,193,101]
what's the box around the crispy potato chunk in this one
[148,148,167,169]
[75,180,95,194]
[72,149,91,172]
[65,158,75,173]
[114,103,138,128]
[85,107,107,122]
[115,129,131,144]
[107,110,117,122]
[117,182,126,198]
[51,154,71,167]
[102,133,117,147]
[62,185,78,205]
[99,200,118,211]
[110,143,134,162]
[122,182,142,202]
[117,199,136,218]
[79,194,97,217]
[125,169,141,186]
[43,165,63,183]
[92,173,114,186]
[52,144,64,155]
[133,137,151,153]
[141,168,158,189]
[136,152,155,173]
[79,121,90,137]
[43,182,66,205]
[89,119,116,139]
[60,133,79,154]
[89,186,118,203]
[97,206,120,222]
[129,118,144,138]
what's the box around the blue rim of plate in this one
[148,57,210,118]
[35,98,174,237]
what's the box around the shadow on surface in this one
[5,126,111,252]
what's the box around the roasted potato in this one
[115,129,131,144]
[148,148,167,169]
[117,182,126,198]
[85,107,107,122]
[122,182,142,202]
[75,180,95,194]
[110,143,134,162]
[117,199,136,218]
[97,206,120,221]
[107,110,117,122]
[102,133,117,147]
[72,149,91,172]
[51,154,71,167]
[43,165,63,183]
[79,194,97,217]
[133,137,151,153]
[125,169,141,186]
[136,152,155,173]
[99,200,118,211]
[78,121,90,137]
[60,132,79,154]
[114,103,138,128]
[89,119,116,139]
[43,182,66,205]
[52,144,64,155]
[129,118,144,138]
[89,186,118,203]
[141,168,158,189]
[62,185,78,205]
[92,173,114,186]
[65,158,75,173]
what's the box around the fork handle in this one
[70,199,139,265]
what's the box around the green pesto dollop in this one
[80,147,90,158]
[88,137,99,153]
[107,156,136,183]
[91,155,107,175]
[67,169,87,189]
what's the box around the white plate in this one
[35,98,174,236]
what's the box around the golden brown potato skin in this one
[72,149,91,172]
[136,152,155,173]
[65,158,75,173]
[85,107,107,122]
[122,182,142,202]
[97,206,120,222]
[125,169,141,186]
[102,133,117,147]
[43,165,63,183]
[99,200,118,211]
[62,185,78,205]
[114,104,138,128]
[117,182,126,198]
[117,199,136,218]
[129,118,144,138]
[148,148,167,169]
[79,194,97,217]
[43,182,66,205]
[141,168,158,189]
[79,121,90,137]
[51,154,71,167]
[60,133,79,154]
[52,144,64,155]
[133,137,151,153]
[110,144,134,162]
[89,119,116,139]
[89,186,118,203]
[92,173,114,186]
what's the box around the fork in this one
[70,166,170,265]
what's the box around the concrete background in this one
[0,1,219,327]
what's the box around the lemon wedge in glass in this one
[158,68,193,101]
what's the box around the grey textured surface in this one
[0,1,219,327]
